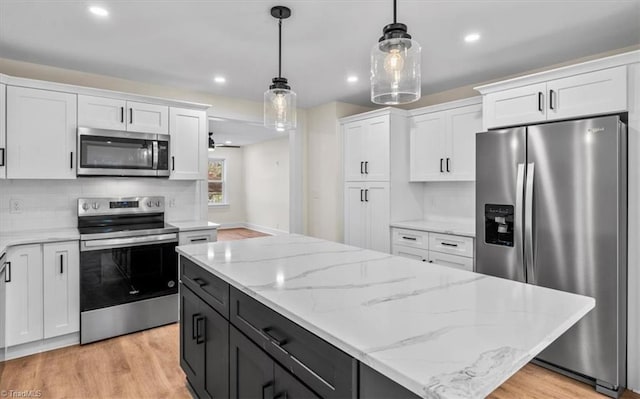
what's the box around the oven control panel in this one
[78,196,165,216]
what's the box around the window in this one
[208,158,226,205]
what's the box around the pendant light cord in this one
[393,0,397,23]
[278,17,282,78]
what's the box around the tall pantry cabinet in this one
[342,108,422,253]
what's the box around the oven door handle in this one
[81,233,178,252]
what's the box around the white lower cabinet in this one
[178,229,218,245]
[391,227,474,272]
[43,241,80,339]
[344,182,390,253]
[4,241,79,347]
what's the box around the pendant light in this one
[370,0,421,105]
[264,6,296,132]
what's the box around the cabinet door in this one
[180,285,205,393]
[409,112,446,181]
[344,183,366,248]
[7,86,77,179]
[43,241,79,338]
[5,245,43,346]
[274,363,320,399]
[202,301,229,399]
[0,84,6,179]
[547,66,627,121]
[428,251,473,272]
[126,101,169,134]
[365,183,390,253]
[363,116,389,181]
[483,83,547,129]
[78,95,126,130]
[391,245,428,262]
[343,121,365,181]
[170,107,207,180]
[446,104,482,181]
[229,326,273,399]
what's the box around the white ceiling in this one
[0,1,638,108]
[209,117,287,147]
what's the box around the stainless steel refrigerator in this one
[475,115,627,397]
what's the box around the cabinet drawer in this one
[180,256,229,318]
[391,245,429,263]
[391,228,429,250]
[428,233,473,258]
[230,287,353,399]
[428,251,473,272]
[178,229,217,246]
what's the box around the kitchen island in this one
[176,234,594,399]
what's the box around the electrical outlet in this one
[10,199,23,214]
[168,198,176,208]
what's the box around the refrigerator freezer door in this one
[528,116,625,389]
[475,127,527,282]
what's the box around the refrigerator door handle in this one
[515,163,526,280]
[524,162,535,284]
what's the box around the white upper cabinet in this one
[7,86,77,179]
[169,107,207,180]
[5,244,44,347]
[127,101,169,134]
[43,241,80,339]
[409,100,482,182]
[343,115,390,181]
[78,95,126,130]
[481,66,628,129]
[0,84,6,179]
[546,66,627,121]
[78,95,169,134]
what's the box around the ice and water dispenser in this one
[484,204,514,247]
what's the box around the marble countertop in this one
[176,234,594,399]
[0,228,80,258]
[391,218,476,237]
[168,220,220,232]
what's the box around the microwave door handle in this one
[152,141,159,170]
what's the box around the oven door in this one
[77,127,167,177]
[80,234,178,312]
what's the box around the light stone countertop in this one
[0,228,80,258]
[168,220,220,232]
[176,234,594,399]
[391,218,476,237]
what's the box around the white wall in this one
[244,137,290,233]
[207,147,247,226]
[0,178,202,232]
[422,182,475,222]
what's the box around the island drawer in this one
[428,233,473,258]
[229,287,354,399]
[391,228,429,250]
[180,256,229,318]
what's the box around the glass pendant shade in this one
[264,87,296,131]
[371,37,421,105]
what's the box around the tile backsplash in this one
[422,181,475,221]
[0,178,202,232]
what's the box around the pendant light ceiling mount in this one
[264,5,296,131]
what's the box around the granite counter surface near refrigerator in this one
[176,234,594,399]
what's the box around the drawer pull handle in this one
[274,392,288,399]
[189,237,208,243]
[401,236,417,241]
[441,242,458,247]
[192,313,201,340]
[428,260,434,263]
[262,382,274,399]
[262,327,288,347]
[192,277,208,287]
[195,315,205,344]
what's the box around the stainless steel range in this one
[78,196,178,344]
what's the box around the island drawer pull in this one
[262,382,274,399]
[195,315,206,344]
[192,313,201,340]
[192,277,208,287]
[274,392,288,399]
[401,236,417,241]
[441,242,458,247]
[262,327,288,347]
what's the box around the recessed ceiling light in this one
[88,6,109,17]
[214,76,226,84]
[464,33,481,43]
[224,141,232,145]
[347,76,358,83]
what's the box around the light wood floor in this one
[217,227,270,241]
[1,228,638,398]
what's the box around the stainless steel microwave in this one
[77,127,170,177]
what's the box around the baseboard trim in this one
[6,332,79,360]
[216,222,288,236]
[217,222,246,230]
